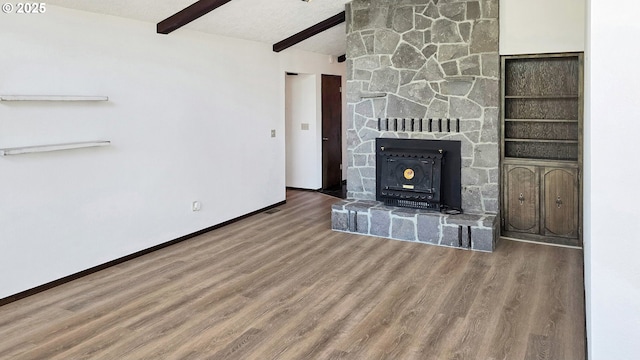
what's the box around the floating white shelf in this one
[0,141,111,156]
[0,95,109,101]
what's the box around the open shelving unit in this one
[0,94,111,156]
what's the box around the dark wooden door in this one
[504,165,539,234]
[322,75,342,190]
[543,167,579,239]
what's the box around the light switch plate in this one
[271,129,276,137]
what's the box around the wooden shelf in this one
[504,95,578,99]
[0,95,109,102]
[0,141,110,156]
[505,139,578,144]
[505,118,578,123]
[503,157,579,167]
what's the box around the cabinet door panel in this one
[505,165,539,234]
[543,168,579,238]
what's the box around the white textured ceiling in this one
[46,0,349,56]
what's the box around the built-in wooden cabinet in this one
[501,53,583,246]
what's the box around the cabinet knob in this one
[556,196,563,208]
[518,193,525,205]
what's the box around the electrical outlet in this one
[271,129,276,138]
[301,123,309,130]
[192,201,201,212]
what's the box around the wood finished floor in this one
[0,190,585,360]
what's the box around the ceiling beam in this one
[273,11,346,53]
[157,0,233,35]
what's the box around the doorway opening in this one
[285,73,344,198]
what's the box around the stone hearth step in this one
[331,200,499,252]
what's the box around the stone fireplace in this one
[331,0,500,251]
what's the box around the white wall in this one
[0,6,343,299]
[285,74,320,189]
[585,0,640,358]
[500,0,585,54]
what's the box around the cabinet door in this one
[543,167,579,238]
[504,165,539,234]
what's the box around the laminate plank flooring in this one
[0,190,586,360]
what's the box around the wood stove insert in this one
[376,138,462,212]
